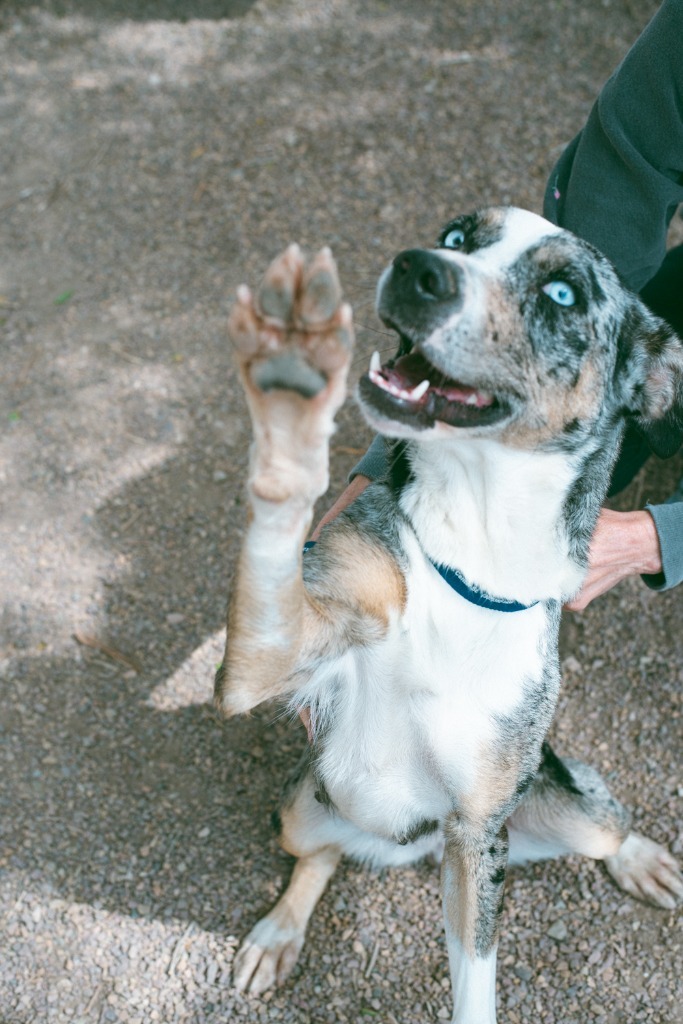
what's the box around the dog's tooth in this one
[370,368,394,394]
[370,351,382,374]
[411,379,430,401]
[466,393,480,406]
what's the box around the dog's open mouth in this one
[358,345,511,430]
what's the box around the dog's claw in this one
[605,832,683,910]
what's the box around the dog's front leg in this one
[442,815,508,1024]
[216,245,353,716]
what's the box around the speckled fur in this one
[223,211,683,1021]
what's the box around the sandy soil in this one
[0,0,681,1021]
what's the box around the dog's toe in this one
[232,913,305,995]
[300,247,343,327]
[604,832,683,910]
[256,243,304,324]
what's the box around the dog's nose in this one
[391,249,461,301]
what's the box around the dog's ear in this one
[617,300,683,459]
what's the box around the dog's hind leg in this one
[441,813,508,1024]
[232,770,343,995]
[507,742,683,909]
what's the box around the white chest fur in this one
[309,533,551,842]
[400,438,585,604]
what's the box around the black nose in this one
[391,249,462,301]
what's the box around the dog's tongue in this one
[388,352,494,408]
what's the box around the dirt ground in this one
[0,0,681,1022]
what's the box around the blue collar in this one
[304,541,538,614]
[429,561,539,613]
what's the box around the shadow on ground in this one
[1,383,372,931]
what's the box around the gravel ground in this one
[0,0,681,1022]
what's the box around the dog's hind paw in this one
[604,832,683,910]
[232,912,305,995]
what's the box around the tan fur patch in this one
[442,845,480,956]
[459,742,523,831]
[311,524,407,628]
[216,516,406,717]
[504,355,605,449]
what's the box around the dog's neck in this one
[397,438,589,605]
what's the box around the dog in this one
[216,207,683,1022]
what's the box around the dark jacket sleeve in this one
[644,501,683,591]
[350,433,388,482]
[544,0,683,591]
[543,0,683,293]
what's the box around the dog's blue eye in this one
[442,228,466,249]
[542,281,576,307]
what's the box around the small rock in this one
[547,920,568,941]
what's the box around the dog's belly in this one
[311,578,555,845]
[317,687,494,842]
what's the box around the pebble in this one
[547,921,569,942]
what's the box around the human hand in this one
[565,508,662,611]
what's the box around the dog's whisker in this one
[355,324,395,339]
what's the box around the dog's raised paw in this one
[604,832,683,910]
[232,912,305,995]
[228,244,353,400]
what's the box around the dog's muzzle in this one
[359,247,512,433]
